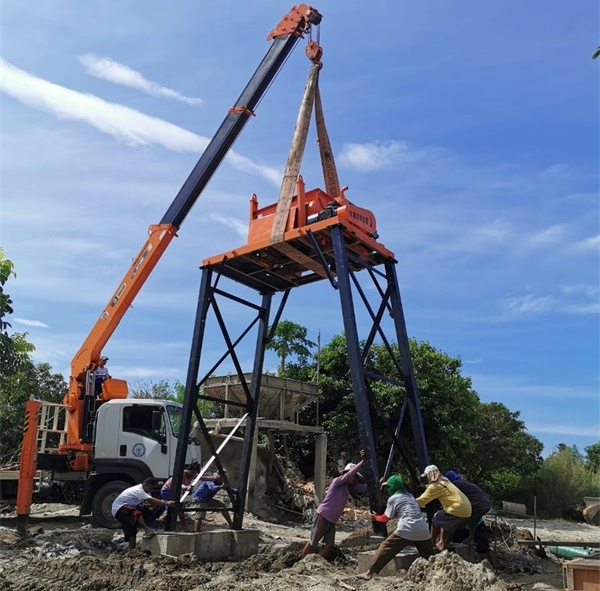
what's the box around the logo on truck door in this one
[132,442,147,458]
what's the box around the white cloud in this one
[472,373,599,401]
[12,318,49,328]
[526,422,600,438]
[502,294,553,314]
[78,54,202,106]
[499,290,599,317]
[207,213,248,239]
[338,140,429,172]
[526,224,566,247]
[559,284,600,298]
[572,234,600,251]
[117,365,182,379]
[565,302,600,315]
[0,58,279,185]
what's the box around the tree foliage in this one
[266,320,315,375]
[129,379,180,400]
[277,331,543,502]
[584,442,600,472]
[0,250,60,459]
[525,447,599,517]
[0,248,35,375]
[0,362,67,459]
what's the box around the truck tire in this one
[91,480,130,529]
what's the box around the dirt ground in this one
[0,504,597,591]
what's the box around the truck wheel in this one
[91,480,130,529]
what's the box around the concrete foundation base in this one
[357,549,422,575]
[449,542,475,562]
[141,528,260,560]
[357,543,475,577]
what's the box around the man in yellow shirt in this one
[416,464,471,551]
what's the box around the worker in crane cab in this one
[95,355,110,396]
[111,478,175,551]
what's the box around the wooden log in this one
[270,65,320,244]
[314,84,340,198]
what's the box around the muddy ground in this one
[0,504,597,591]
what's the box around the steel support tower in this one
[171,217,430,529]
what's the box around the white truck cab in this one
[84,398,200,527]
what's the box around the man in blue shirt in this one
[192,474,237,532]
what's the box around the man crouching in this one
[111,478,175,551]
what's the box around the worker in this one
[111,477,175,551]
[357,475,434,580]
[95,356,110,396]
[415,464,471,551]
[301,452,367,560]
[445,470,492,547]
[192,473,237,532]
[160,462,200,530]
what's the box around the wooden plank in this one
[270,65,320,243]
[270,241,329,277]
[314,84,340,198]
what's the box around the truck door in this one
[119,404,171,478]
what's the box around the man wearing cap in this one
[357,475,434,580]
[445,470,491,547]
[95,356,111,396]
[416,464,471,551]
[301,453,367,560]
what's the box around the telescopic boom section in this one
[62,4,323,442]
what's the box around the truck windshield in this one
[166,405,182,437]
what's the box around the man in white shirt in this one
[95,356,111,396]
[111,478,175,550]
[357,475,433,580]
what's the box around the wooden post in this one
[270,65,320,244]
[314,84,340,198]
[314,432,327,502]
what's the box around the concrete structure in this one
[194,373,327,509]
[141,528,260,560]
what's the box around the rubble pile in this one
[407,552,512,591]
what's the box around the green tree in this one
[129,379,178,400]
[307,333,543,497]
[585,442,600,472]
[266,320,315,375]
[473,402,543,499]
[127,379,221,418]
[526,447,597,517]
[0,362,67,458]
[0,248,35,375]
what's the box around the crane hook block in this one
[267,4,322,41]
[305,40,323,68]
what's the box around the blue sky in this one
[1,1,598,458]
